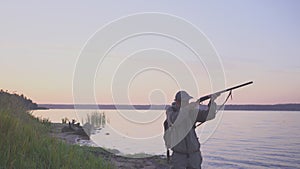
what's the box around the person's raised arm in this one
[196,94,219,122]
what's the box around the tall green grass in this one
[0,95,112,169]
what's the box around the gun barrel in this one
[198,81,253,102]
[216,81,253,94]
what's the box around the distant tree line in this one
[0,89,38,110]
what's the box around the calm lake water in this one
[33,109,300,169]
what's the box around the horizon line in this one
[38,103,300,106]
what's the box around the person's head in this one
[174,91,193,107]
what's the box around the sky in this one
[0,0,299,105]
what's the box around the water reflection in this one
[32,109,167,155]
[32,110,300,168]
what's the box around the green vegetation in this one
[0,89,38,110]
[0,90,112,169]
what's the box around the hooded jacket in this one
[165,101,217,154]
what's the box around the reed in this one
[0,94,112,169]
[85,112,106,129]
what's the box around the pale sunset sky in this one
[0,1,299,105]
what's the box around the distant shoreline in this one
[38,103,300,111]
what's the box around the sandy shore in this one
[49,123,170,169]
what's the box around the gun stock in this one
[197,81,253,102]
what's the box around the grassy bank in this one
[0,93,112,169]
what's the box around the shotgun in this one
[197,81,253,103]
